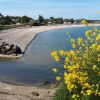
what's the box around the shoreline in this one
[0,24,100,59]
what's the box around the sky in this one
[0,0,100,20]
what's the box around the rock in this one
[16,46,22,54]
[5,45,11,52]
[0,42,2,47]
[10,44,14,49]
[0,42,22,55]
[10,46,17,55]
[31,92,39,96]
[6,51,12,55]
[2,42,6,46]
[1,47,6,54]
[48,91,51,93]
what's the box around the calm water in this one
[0,26,100,85]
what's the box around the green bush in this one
[53,83,71,100]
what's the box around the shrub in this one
[53,82,70,100]
[51,21,100,100]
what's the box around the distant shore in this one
[0,24,100,59]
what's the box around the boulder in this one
[0,42,22,55]
[16,46,22,54]
[32,92,39,96]
[5,45,11,52]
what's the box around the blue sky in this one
[0,0,100,19]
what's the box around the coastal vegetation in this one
[0,13,100,30]
[51,21,100,100]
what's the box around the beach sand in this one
[0,81,56,100]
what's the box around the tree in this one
[49,17,63,24]
[55,18,64,24]
[0,13,3,18]
[69,18,74,23]
[0,15,12,25]
[21,16,31,23]
[37,15,45,25]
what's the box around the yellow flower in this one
[72,94,76,98]
[81,90,84,94]
[81,19,87,25]
[72,43,76,48]
[96,34,100,41]
[98,92,100,96]
[85,30,92,36]
[78,77,88,84]
[52,68,58,73]
[78,38,83,45]
[70,50,75,56]
[98,58,100,61]
[84,83,90,88]
[72,94,79,99]
[65,57,69,62]
[71,38,75,43]
[65,52,70,57]
[98,72,100,75]
[90,44,97,50]
[56,76,61,81]
[93,65,97,70]
[86,90,92,95]
[51,50,57,57]
[59,50,65,56]
[54,55,60,62]
[67,84,75,92]
[64,65,67,69]
[97,45,100,51]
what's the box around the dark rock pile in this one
[0,42,22,56]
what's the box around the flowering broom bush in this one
[51,22,100,100]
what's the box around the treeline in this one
[0,14,64,26]
[0,13,75,26]
[0,13,32,25]
[0,13,100,26]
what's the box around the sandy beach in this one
[0,81,56,100]
[0,24,100,59]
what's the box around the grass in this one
[53,82,71,100]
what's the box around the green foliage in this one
[0,12,99,26]
[21,16,31,23]
[38,15,45,23]
[0,16,12,25]
[50,17,64,24]
[53,83,71,100]
[0,13,32,25]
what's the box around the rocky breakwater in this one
[0,42,22,59]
